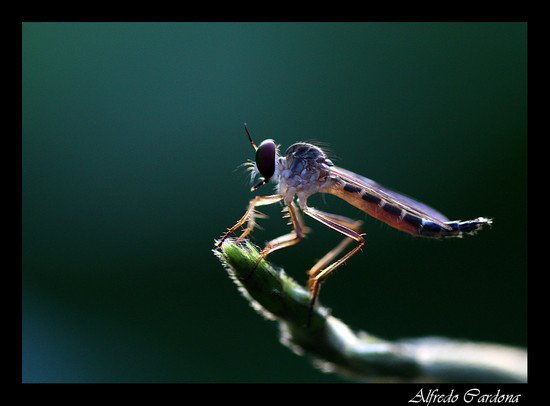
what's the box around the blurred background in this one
[22,22,527,383]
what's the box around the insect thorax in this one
[277,142,335,204]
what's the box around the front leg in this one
[259,202,306,258]
[217,194,283,248]
[243,201,307,281]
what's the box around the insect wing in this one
[330,165,453,230]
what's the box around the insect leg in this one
[302,206,366,326]
[258,201,306,258]
[217,194,283,248]
[306,210,363,278]
[239,202,307,281]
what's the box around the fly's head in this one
[243,125,280,192]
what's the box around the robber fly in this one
[218,125,492,324]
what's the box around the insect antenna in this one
[244,123,258,151]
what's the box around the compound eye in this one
[255,139,276,180]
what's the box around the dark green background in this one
[22,22,527,383]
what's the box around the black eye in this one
[255,139,276,180]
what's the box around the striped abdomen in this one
[326,182,492,238]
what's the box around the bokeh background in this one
[22,22,527,383]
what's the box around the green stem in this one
[214,239,527,383]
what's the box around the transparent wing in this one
[330,165,452,230]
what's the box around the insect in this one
[218,125,492,325]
